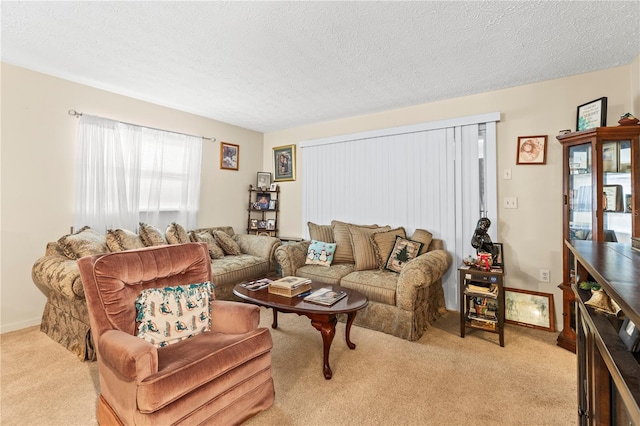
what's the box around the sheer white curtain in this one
[300,113,499,310]
[74,115,202,233]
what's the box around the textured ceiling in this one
[2,1,639,132]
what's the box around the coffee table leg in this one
[345,312,357,349]
[311,316,337,380]
[271,308,278,329]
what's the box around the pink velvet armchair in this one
[78,242,274,425]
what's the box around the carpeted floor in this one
[0,310,577,425]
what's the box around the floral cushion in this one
[212,230,241,255]
[384,236,423,273]
[135,282,212,348]
[139,222,167,247]
[190,230,225,259]
[106,228,145,252]
[57,226,108,259]
[305,240,337,267]
[165,222,190,245]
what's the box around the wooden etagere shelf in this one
[247,185,279,237]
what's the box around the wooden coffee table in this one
[233,281,368,380]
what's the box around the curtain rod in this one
[68,110,216,142]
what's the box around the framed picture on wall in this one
[273,144,296,181]
[516,135,547,165]
[576,97,607,131]
[220,142,239,170]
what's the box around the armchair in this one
[78,242,274,425]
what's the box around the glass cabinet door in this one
[602,140,632,243]
[568,144,593,241]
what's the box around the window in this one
[74,115,202,233]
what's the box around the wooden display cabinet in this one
[247,185,279,237]
[556,127,640,352]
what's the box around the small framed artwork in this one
[505,288,555,332]
[257,172,271,189]
[256,193,271,209]
[516,136,547,165]
[250,219,258,229]
[602,142,618,173]
[619,141,631,172]
[220,142,239,170]
[576,97,607,131]
[603,184,624,212]
[268,200,276,210]
[626,194,632,213]
[267,219,275,230]
[273,144,296,181]
[618,318,640,352]
[258,220,267,229]
[269,183,278,191]
[492,243,504,267]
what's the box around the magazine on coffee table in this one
[240,278,273,291]
[303,288,347,306]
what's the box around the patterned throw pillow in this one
[384,236,424,273]
[57,226,108,259]
[212,230,241,255]
[138,222,167,247]
[308,222,335,243]
[135,282,212,348]
[165,222,190,245]
[371,227,407,269]
[189,230,225,259]
[106,228,145,252]
[305,240,337,267]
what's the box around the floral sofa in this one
[32,223,281,360]
[275,220,452,341]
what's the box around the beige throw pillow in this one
[165,222,189,245]
[411,229,433,255]
[371,227,407,269]
[58,226,108,259]
[106,228,145,252]
[331,220,378,264]
[138,223,167,247]
[308,222,334,243]
[349,224,392,271]
[189,230,225,259]
[212,230,241,255]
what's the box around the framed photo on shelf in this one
[257,172,271,189]
[619,141,631,172]
[256,193,271,209]
[576,97,607,131]
[505,288,555,332]
[267,219,275,230]
[268,200,276,210]
[626,194,633,213]
[250,219,258,229]
[220,142,239,170]
[258,220,267,229]
[618,318,640,352]
[492,243,504,267]
[602,142,618,173]
[603,184,624,212]
[516,135,547,165]
[273,144,296,181]
[269,183,278,191]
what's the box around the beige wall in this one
[0,63,263,332]
[263,63,638,327]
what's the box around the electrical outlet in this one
[504,197,518,209]
[540,269,550,283]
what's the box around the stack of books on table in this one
[303,288,347,306]
[268,276,312,297]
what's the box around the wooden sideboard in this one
[567,240,640,425]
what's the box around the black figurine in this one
[471,217,498,263]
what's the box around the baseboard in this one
[1,317,41,334]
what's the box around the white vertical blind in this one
[300,113,500,310]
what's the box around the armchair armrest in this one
[274,241,311,277]
[99,330,158,382]
[210,300,260,334]
[396,249,452,310]
[233,234,282,271]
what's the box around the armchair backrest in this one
[78,243,212,341]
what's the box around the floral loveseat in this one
[32,223,281,360]
[275,220,452,341]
